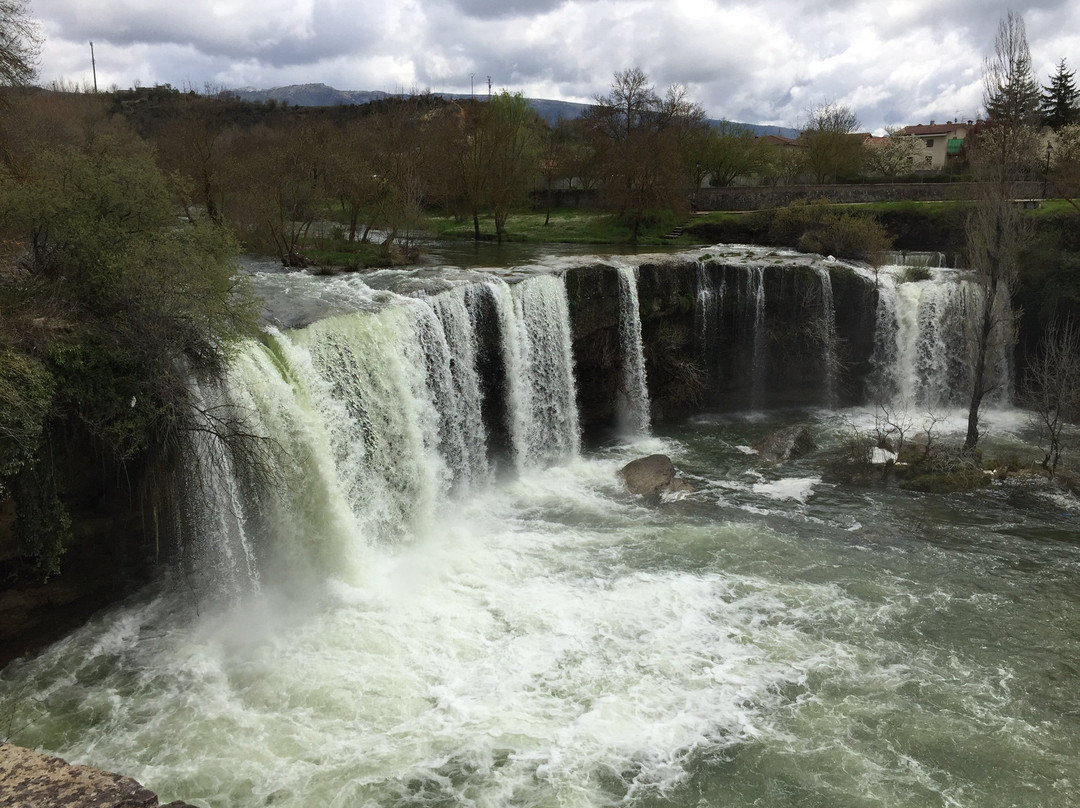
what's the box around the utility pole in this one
[470,72,475,98]
[487,75,492,97]
[90,41,98,92]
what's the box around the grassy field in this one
[426,208,691,245]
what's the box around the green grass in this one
[303,240,395,270]
[427,208,693,245]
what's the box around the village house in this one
[900,121,971,170]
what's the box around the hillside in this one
[225,82,800,137]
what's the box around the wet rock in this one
[0,743,196,808]
[753,424,816,464]
[619,454,695,499]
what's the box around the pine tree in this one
[1041,58,1080,129]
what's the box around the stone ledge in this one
[0,743,195,808]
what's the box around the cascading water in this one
[749,266,767,409]
[813,266,838,408]
[428,288,489,489]
[694,260,723,356]
[868,266,1013,409]
[615,262,651,436]
[181,376,262,596]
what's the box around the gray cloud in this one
[28,0,1080,132]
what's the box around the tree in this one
[324,118,383,243]
[1049,122,1080,209]
[0,99,258,575]
[983,10,1041,127]
[0,0,40,89]
[481,91,541,242]
[962,131,1027,451]
[586,69,704,240]
[1041,58,1080,129]
[962,11,1046,452]
[223,121,331,265]
[1023,319,1080,476]
[697,122,765,187]
[799,101,866,183]
[865,127,921,178]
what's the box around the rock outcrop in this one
[619,454,695,500]
[0,743,195,808]
[753,424,816,464]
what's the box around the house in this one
[900,121,971,170]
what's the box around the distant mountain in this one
[225,83,799,138]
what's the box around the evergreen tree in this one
[1041,58,1080,129]
[983,10,1041,127]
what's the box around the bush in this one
[765,200,894,263]
[900,265,934,283]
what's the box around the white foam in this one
[751,476,821,503]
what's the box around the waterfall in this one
[887,251,948,268]
[427,288,489,489]
[180,273,584,588]
[868,268,1014,410]
[694,260,723,357]
[749,267,767,410]
[615,262,651,436]
[181,376,262,597]
[508,274,581,468]
[814,267,838,408]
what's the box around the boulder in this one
[753,424,815,464]
[0,742,196,808]
[618,454,695,499]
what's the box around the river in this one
[1,248,1078,807]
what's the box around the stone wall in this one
[694,181,1044,211]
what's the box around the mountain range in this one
[226,83,800,138]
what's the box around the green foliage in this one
[10,458,71,579]
[0,350,55,492]
[1041,59,1080,129]
[762,200,893,263]
[0,110,258,577]
[899,467,990,494]
[900,265,934,283]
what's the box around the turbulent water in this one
[2,250,1079,808]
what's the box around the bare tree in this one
[0,0,40,88]
[963,126,1025,451]
[1024,319,1080,476]
[585,69,703,240]
[963,11,1039,452]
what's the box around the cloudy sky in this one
[27,0,1080,133]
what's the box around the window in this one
[925,139,934,148]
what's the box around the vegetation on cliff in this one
[0,92,258,577]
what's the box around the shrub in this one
[900,265,934,283]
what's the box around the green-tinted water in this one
[3,407,1078,807]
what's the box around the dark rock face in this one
[564,256,880,432]
[0,742,196,808]
[564,263,623,430]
